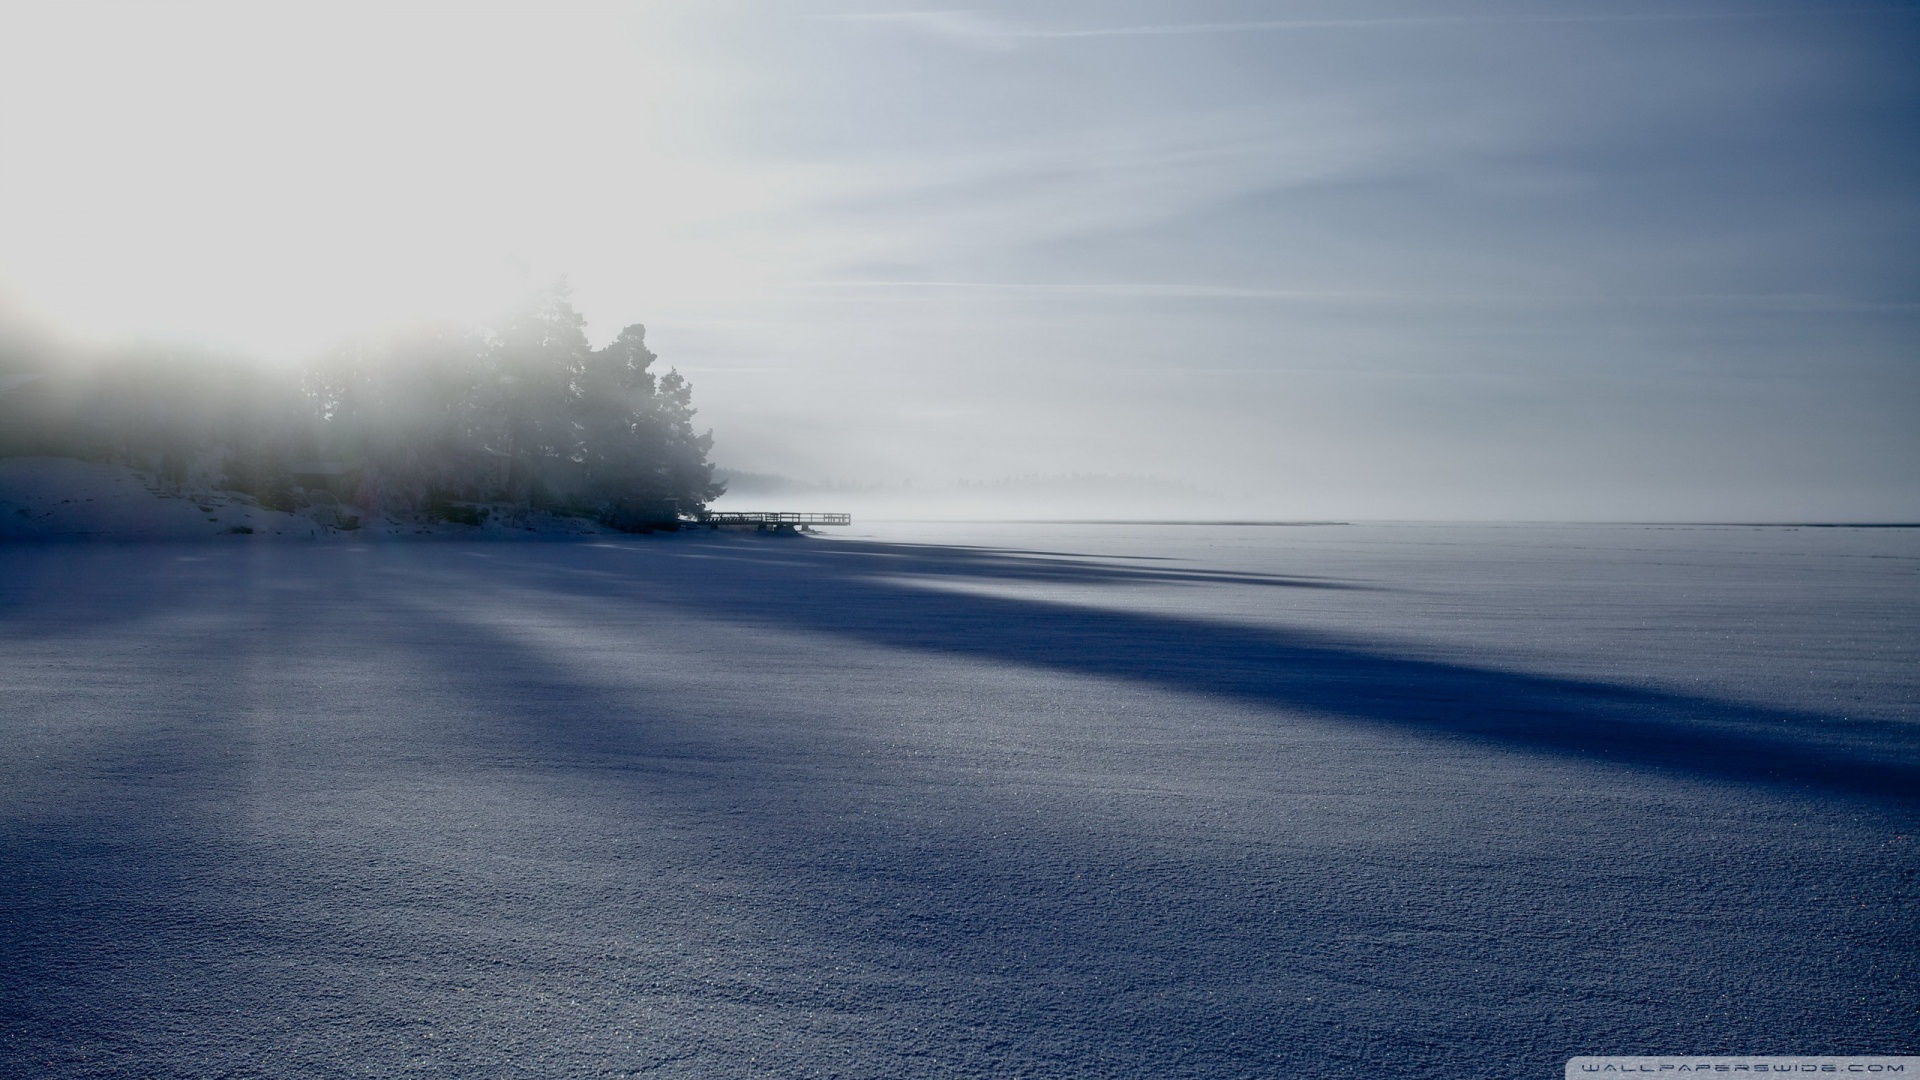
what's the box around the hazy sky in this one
[2,0,1915,518]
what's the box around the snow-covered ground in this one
[1,522,1914,1077]
[0,457,619,540]
[0,456,303,539]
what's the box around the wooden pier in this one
[693,511,852,530]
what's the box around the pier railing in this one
[694,511,852,527]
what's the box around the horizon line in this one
[853,519,1920,528]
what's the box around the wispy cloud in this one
[781,281,1920,313]
[826,6,1920,48]
[767,105,1483,280]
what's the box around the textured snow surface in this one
[1,523,1915,1078]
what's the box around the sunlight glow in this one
[0,1,800,355]
[3,0,1912,517]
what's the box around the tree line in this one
[0,286,723,528]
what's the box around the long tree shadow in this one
[470,534,1920,804]
[358,592,1583,1075]
[4,537,1914,1076]
[374,539,1920,1070]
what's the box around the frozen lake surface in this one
[2,522,1916,1077]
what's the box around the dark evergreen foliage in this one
[0,285,724,524]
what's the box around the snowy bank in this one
[0,456,627,540]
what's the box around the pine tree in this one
[478,287,592,506]
[320,283,724,523]
[576,323,725,520]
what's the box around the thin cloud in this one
[788,280,1409,300]
[826,6,1920,47]
[783,281,1920,313]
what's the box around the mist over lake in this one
[3,0,1916,520]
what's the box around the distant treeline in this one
[0,287,722,527]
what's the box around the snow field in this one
[1,523,1914,1077]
